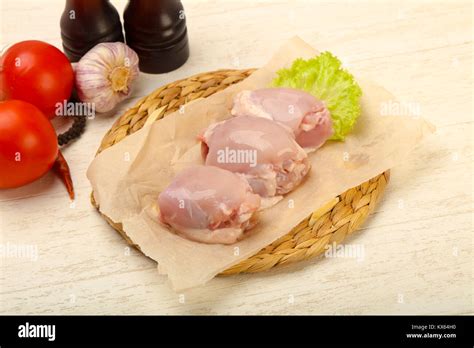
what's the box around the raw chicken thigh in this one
[158,165,261,245]
[231,88,333,150]
[200,116,310,200]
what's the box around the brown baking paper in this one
[87,37,434,291]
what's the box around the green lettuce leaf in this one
[272,52,362,141]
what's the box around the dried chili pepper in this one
[54,108,87,199]
[53,149,74,200]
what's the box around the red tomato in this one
[0,100,58,188]
[0,40,73,119]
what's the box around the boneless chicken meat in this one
[158,165,261,244]
[200,115,310,202]
[231,88,333,150]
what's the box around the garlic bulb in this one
[75,42,139,113]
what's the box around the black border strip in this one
[0,315,472,346]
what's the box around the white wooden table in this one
[0,0,472,315]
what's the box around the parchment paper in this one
[87,37,434,291]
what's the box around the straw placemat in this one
[91,68,389,275]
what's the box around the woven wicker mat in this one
[91,68,390,275]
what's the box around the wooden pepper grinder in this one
[124,0,190,73]
[60,0,124,62]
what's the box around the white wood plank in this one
[0,0,472,314]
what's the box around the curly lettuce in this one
[272,52,362,141]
